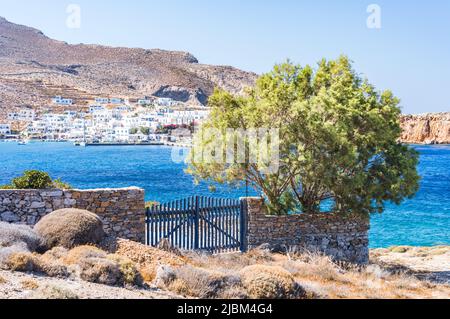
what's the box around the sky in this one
[0,0,449,114]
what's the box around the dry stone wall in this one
[0,188,145,243]
[242,198,370,264]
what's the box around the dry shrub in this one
[34,208,105,249]
[37,259,69,278]
[39,245,143,287]
[63,245,106,265]
[389,246,411,254]
[5,252,40,272]
[114,239,186,283]
[21,279,39,290]
[285,252,345,283]
[0,222,43,252]
[183,248,275,272]
[0,244,30,268]
[29,284,79,299]
[0,275,6,284]
[78,257,123,286]
[156,265,245,299]
[107,254,143,286]
[140,266,157,283]
[2,250,69,278]
[41,247,69,262]
[240,265,303,299]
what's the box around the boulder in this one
[34,208,105,249]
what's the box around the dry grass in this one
[173,248,450,299]
[2,236,448,299]
[0,275,6,284]
[21,278,39,290]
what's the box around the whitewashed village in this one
[0,96,210,146]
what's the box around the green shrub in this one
[11,170,53,189]
[0,170,71,190]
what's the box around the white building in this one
[138,98,153,106]
[92,110,113,124]
[7,112,18,121]
[0,124,11,135]
[95,97,109,104]
[64,111,78,118]
[156,97,177,107]
[89,105,106,113]
[8,109,36,122]
[109,98,124,104]
[52,96,73,106]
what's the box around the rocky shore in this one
[400,113,450,145]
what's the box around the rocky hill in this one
[0,17,257,119]
[400,113,450,144]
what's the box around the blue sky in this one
[0,0,449,114]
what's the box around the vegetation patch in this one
[21,278,39,290]
[240,265,303,299]
[34,208,105,249]
[0,170,71,190]
[29,284,79,300]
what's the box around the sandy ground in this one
[371,246,450,284]
[0,270,181,299]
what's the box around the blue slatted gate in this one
[146,196,247,253]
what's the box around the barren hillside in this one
[0,17,257,119]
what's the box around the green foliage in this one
[0,170,72,190]
[53,178,73,190]
[140,127,150,135]
[129,128,139,135]
[145,201,160,209]
[187,56,420,216]
[11,170,53,189]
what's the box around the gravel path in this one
[0,270,181,299]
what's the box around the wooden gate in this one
[146,196,247,253]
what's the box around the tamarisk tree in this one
[187,56,420,216]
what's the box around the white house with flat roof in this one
[109,98,124,104]
[8,109,36,122]
[52,96,73,106]
[0,124,11,136]
[89,105,106,113]
[95,97,109,104]
[156,97,177,107]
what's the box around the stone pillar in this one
[240,197,265,250]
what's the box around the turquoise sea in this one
[0,142,448,248]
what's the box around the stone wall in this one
[242,198,370,264]
[0,188,145,243]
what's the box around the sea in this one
[0,142,448,248]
